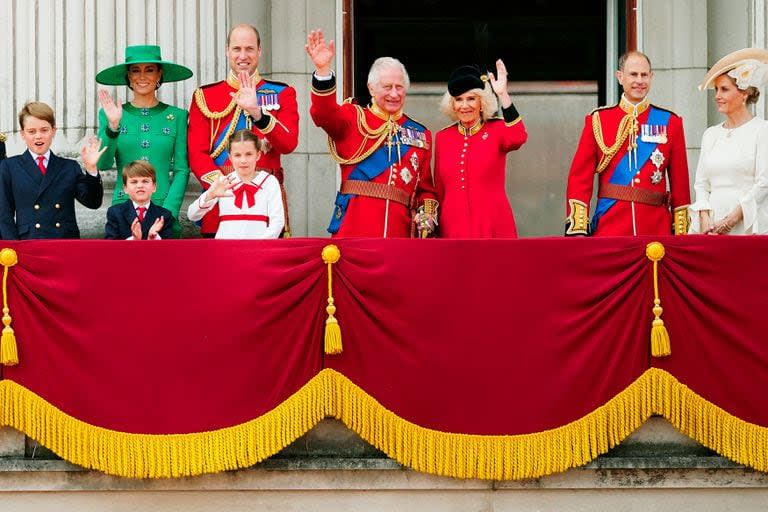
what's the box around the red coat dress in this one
[565,96,690,236]
[310,75,436,238]
[187,72,298,235]
[434,107,527,238]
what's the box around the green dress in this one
[97,103,190,236]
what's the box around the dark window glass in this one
[354,0,608,103]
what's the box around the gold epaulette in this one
[194,87,237,120]
[589,104,614,116]
[0,132,6,143]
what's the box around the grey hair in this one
[618,50,652,71]
[438,82,499,122]
[367,57,410,89]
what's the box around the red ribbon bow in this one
[232,183,260,209]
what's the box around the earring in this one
[155,82,161,89]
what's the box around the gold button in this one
[55,222,61,228]
[35,223,41,229]
[34,204,40,210]
[55,203,61,209]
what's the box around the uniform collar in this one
[369,102,403,122]
[619,94,650,116]
[227,70,262,89]
[457,119,483,136]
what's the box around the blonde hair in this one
[438,82,499,122]
[122,160,157,185]
[19,101,56,129]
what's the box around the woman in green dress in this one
[96,45,193,236]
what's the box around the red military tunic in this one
[310,75,436,238]
[565,96,690,236]
[187,72,298,235]
[434,106,527,238]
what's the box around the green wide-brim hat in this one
[96,45,193,85]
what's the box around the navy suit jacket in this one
[0,151,103,239]
[105,200,175,240]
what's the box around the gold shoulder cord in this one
[592,112,633,174]
[210,106,243,160]
[327,105,394,165]
[194,89,237,120]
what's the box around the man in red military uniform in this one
[188,24,298,236]
[305,29,437,238]
[565,51,690,236]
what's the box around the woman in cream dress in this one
[690,48,768,235]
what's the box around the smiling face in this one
[127,63,163,96]
[369,65,407,114]
[20,116,56,156]
[124,175,157,205]
[226,26,262,76]
[452,91,482,126]
[616,54,653,103]
[714,74,748,117]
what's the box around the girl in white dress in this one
[690,48,768,235]
[187,130,285,239]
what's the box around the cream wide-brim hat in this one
[698,47,768,90]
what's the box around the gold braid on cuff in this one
[673,206,689,235]
[565,199,590,235]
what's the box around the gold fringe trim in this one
[0,248,19,366]
[0,375,332,478]
[324,368,654,480]
[2,368,768,479]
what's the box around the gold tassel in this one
[0,248,19,366]
[645,242,670,357]
[321,244,342,355]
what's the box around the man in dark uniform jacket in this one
[0,102,103,240]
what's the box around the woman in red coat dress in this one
[434,60,528,238]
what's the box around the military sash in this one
[591,107,671,232]
[328,118,425,234]
[211,82,289,167]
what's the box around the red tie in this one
[136,206,146,222]
[37,156,46,175]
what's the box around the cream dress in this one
[689,117,768,234]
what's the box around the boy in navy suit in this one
[0,102,104,239]
[105,160,174,240]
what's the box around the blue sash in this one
[328,117,424,234]
[591,107,670,232]
[212,81,288,166]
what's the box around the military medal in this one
[257,91,281,111]
[399,126,428,149]
[410,153,419,172]
[650,148,664,185]
[400,166,413,184]
[641,124,668,144]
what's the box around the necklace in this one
[723,116,753,137]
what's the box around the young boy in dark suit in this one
[0,102,104,239]
[105,160,174,240]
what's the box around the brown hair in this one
[719,74,761,105]
[227,24,261,47]
[122,160,157,186]
[228,129,269,153]
[18,101,56,129]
